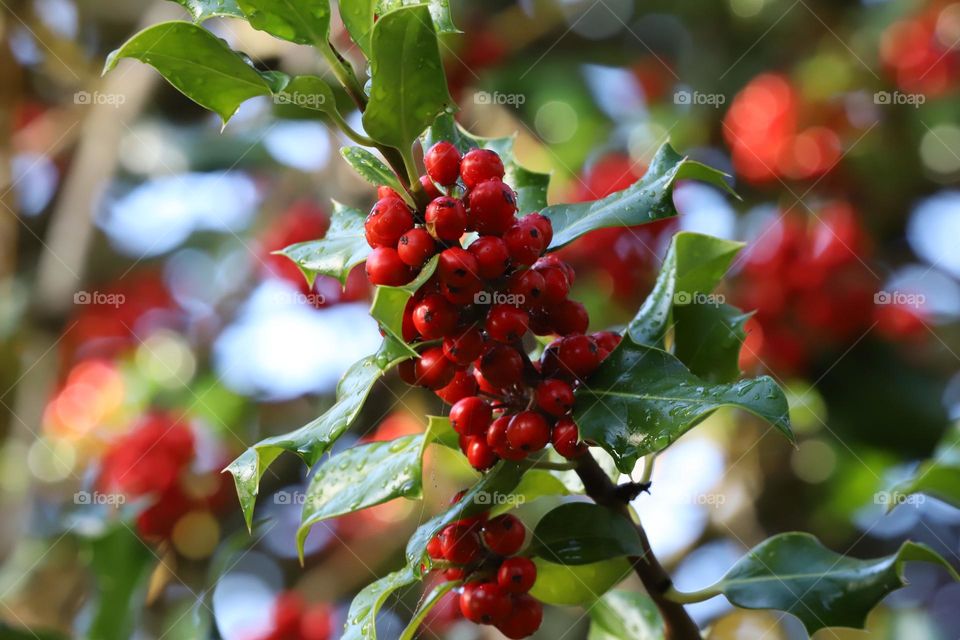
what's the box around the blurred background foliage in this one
[0,0,959,638]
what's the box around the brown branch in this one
[575,453,701,640]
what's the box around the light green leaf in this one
[588,590,664,640]
[529,502,643,565]
[168,0,243,21]
[574,343,792,473]
[399,579,461,640]
[236,0,330,45]
[368,255,438,358]
[362,6,453,151]
[342,565,418,640]
[103,21,273,123]
[530,557,632,606]
[278,201,370,287]
[683,533,960,635]
[273,74,337,113]
[341,146,406,196]
[890,422,960,509]
[379,0,459,35]
[489,469,570,517]
[424,414,459,450]
[340,1,377,57]
[542,143,736,250]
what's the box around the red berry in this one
[435,370,478,404]
[487,416,527,461]
[460,148,505,188]
[534,254,575,285]
[473,366,500,395]
[536,379,574,416]
[397,228,436,268]
[443,327,485,366]
[419,174,442,200]
[425,141,462,185]
[365,247,411,286]
[537,265,571,305]
[438,523,483,565]
[478,344,524,390]
[438,247,480,287]
[506,270,545,308]
[503,218,547,266]
[459,582,512,625]
[413,294,458,340]
[427,535,445,560]
[592,331,621,353]
[468,180,517,236]
[497,557,537,593]
[402,297,419,342]
[505,411,550,453]
[544,335,601,379]
[548,299,589,335]
[450,397,493,436]
[377,186,403,200]
[444,567,466,580]
[398,359,418,386]
[468,236,511,279]
[552,416,587,459]
[466,437,498,471]
[486,304,530,343]
[526,212,553,248]
[425,197,468,241]
[496,594,542,638]
[365,198,414,248]
[415,347,456,389]
[441,279,483,305]
[481,514,526,555]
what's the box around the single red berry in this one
[466,437,498,471]
[459,582,512,625]
[444,567,466,581]
[364,198,414,248]
[527,309,553,336]
[398,359,418,386]
[506,270,545,308]
[435,370,478,404]
[487,416,527,461]
[468,236,511,279]
[468,180,517,236]
[443,327,485,366]
[460,148,505,188]
[441,278,484,305]
[427,535,445,560]
[402,297,419,342]
[450,397,493,436]
[415,347,456,389]
[497,557,537,594]
[496,594,543,639]
[438,523,483,565]
[365,247,411,286]
[503,219,547,266]
[481,514,526,555]
[505,411,550,453]
[478,344,525,390]
[526,212,553,248]
[534,254,575,285]
[438,247,480,287]
[536,378,574,416]
[552,416,587,459]
[397,227,436,268]
[420,174,442,200]
[425,197,468,241]
[377,185,403,200]
[545,334,601,379]
[592,331,621,353]
[425,141,462,185]
[537,265,571,305]
[473,366,500,395]
[486,304,530,343]
[413,294,458,340]
[548,299,589,335]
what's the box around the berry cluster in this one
[362,142,620,470]
[426,492,541,639]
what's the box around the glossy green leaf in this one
[103,21,273,123]
[168,0,243,21]
[362,6,453,151]
[891,422,960,509]
[236,0,330,45]
[225,338,410,529]
[399,579,461,640]
[530,557,632,606]
[344,1,459,58]
[543,143,736,250]
[588,590,664,640]
[342,565,418,640]
[85,525,155,640]
[684,533,960,635]
[273,75,336,113]
[341,146,406,196]
[379,0,459,35]
[529,502,643,565]
[424,414,459,450]
[574,342,792,473]
[278,201,370,287]
[673,304,752,384]
[368,255,438,358]
[489,469,570,517]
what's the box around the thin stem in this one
[399,145,423,195]
[328,110,377,146]
[319,41,367,110]
[664,586,717,605]
[529,460,577,472]
[640,453,657,486]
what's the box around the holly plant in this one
[106,2,959,639]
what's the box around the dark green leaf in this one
[891,423,960,509]
[342,565,418,640]
[688,533,960,635]
[236,0,330,45]
[341,146,406,196]
[379,0,460,35]
[0,624,67,640]
[489,469,569,517]
[278,201,370,287]
[273,75,336,113]
[362,6,453,151]
[542,143,735,250]
[575,343,792,473]
[673,304,752,383]
[529,502,643,565]
[399,579,461,640]
[340,1,377,57]
[588,590,664,640]
[225,338,410,529]
[168,0,243,21]
[103,21,273,123]
[368,255,438,358]
[85,525,155,640]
